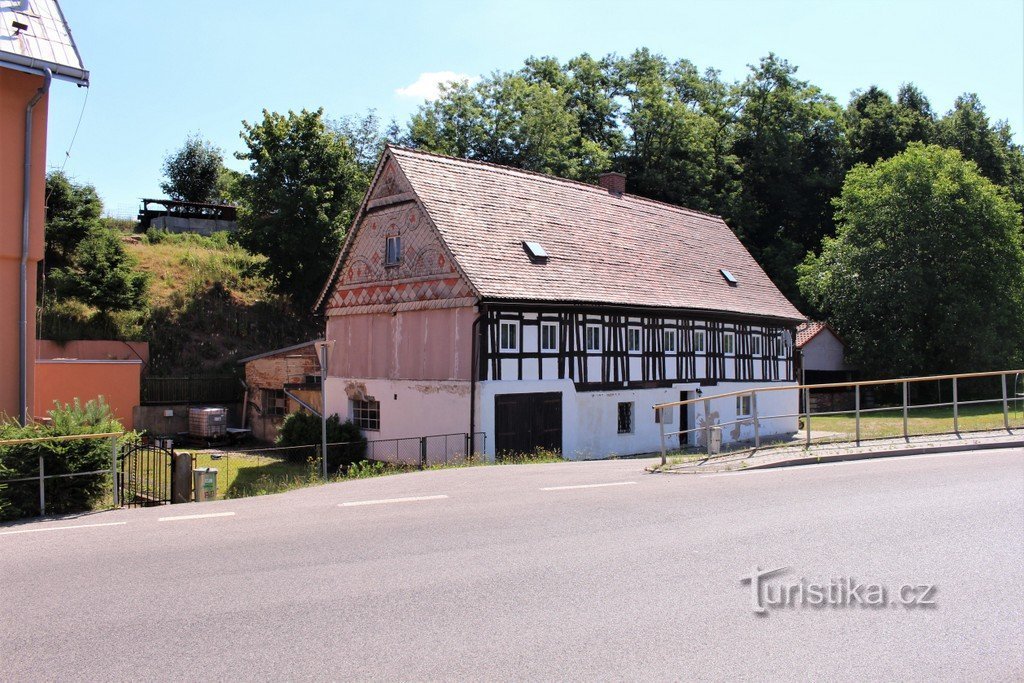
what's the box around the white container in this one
[193,468,218,502]
[707,426,723,455]
[189,407,227,438]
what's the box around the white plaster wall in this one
[801,331,851,372]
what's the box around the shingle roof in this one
[795,321,844,348]
[0,0,88,84]
[323,146,805,323]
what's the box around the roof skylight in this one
[523,241,548,262]
[720,268,738,285]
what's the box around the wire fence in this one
[655,369,1024,465]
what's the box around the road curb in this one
[651,436,1024,474]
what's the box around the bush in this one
[275,411,366,469]
[0,398,127,521]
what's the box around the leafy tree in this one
[44,170,103,270]
[233,108,362,309]
[50,227,149,313]
[798,144,1024,377]
[160,134,225,203]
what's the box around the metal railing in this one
[655,369,1024,466]
[0,432,123,517]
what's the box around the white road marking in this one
[698,450,978,477]
[158,511,236,522]
[339,495,449,507]
[541,481,638,491]
[0,521,127,536]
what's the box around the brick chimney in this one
[597,172,626,195]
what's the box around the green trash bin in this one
[193,468,218,502]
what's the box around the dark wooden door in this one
[495,392,562,458]
[680,391,691,446]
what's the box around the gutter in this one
[469,304,484,454]
[20,67,51,426]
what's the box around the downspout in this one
[20,68,51,426]
[469,303,484,455]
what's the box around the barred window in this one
[617,402,633,434]
[352,399,380,431]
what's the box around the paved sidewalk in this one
[653,427,1024,473]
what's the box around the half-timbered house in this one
[316,146,804,459]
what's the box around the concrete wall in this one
[133,402,243,437]
[0,69,48,421]
[801,329,851,372]
[34,360,142,429]
[37,339,149,365]
[150,215,237,235]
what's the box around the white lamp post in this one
[314,340,335,479]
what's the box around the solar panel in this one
[523,241,548,260]
[720,268,738,285]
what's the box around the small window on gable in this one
[694,330,706,353]
[540,322,558,352]
[723,331,736,355]
[627,327,641,353]
[499,321,519,352]
[585,324,602,352]
[385,236,401,265]
[751,334,762,356]
[664,329,677,353]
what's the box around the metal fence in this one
[0,432,122,517]
[141,376,242,405]
[655,369,1024,465]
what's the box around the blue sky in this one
[47,0,1024,217]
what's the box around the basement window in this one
[499,321,519,352]
[385,236,401,266]
[352,399,380,431]
[617,402,634,434]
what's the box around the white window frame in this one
[694,330,705,353]
[663,329,677,353]
[736,395,752,418]
[627,327,641,354]
[540,322,558,352]
[585,324,602,352]
[751,334,762,356]
[499,321,519,352]
[352,398,381,431]
[385,235,401,265]
[723,331,736,355]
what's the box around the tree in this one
[44,170,102,270]
[233,108,363,309]
[50,227,149,313]
[798,144,1024,377]
[160,134,225,203]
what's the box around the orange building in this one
[0,1,89,424]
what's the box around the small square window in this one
[352,399,380,431]
[385,236,401,265]
[751,334,762,356]
[736,395,752,418]
[540,322,558,352]
[585,324,602,352]
[694,330,705,353]
[723,331,735,355]
[627,327,641,353]
[499,321,519,352]
[262,389,286,416]
[664,329,677,353]
[617,402,633,434]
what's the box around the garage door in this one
[494,392,562,459]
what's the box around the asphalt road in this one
[2,448,1022,681]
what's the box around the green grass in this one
[810,402,1023,441]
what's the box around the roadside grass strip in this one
[0,521,127,536]
[541,481,638,491]
[339,494,449,507]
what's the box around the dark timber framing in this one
[479,301,796,390]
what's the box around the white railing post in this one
[752,390,760,449]
[902,381,909,442]
[854,384,861,446]
[703,398,712,453]
[111,435,119,508]
[804,388,811,447]
[1002,373,1010,432]
[658,407,666,466]
[952,377,959,435]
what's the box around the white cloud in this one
[395,71,479,101]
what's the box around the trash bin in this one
[193,468,218,502]
[707,426,723,455]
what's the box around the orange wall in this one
[34,360,142,430]
[37,339,150,366]
[0,69,49,422]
